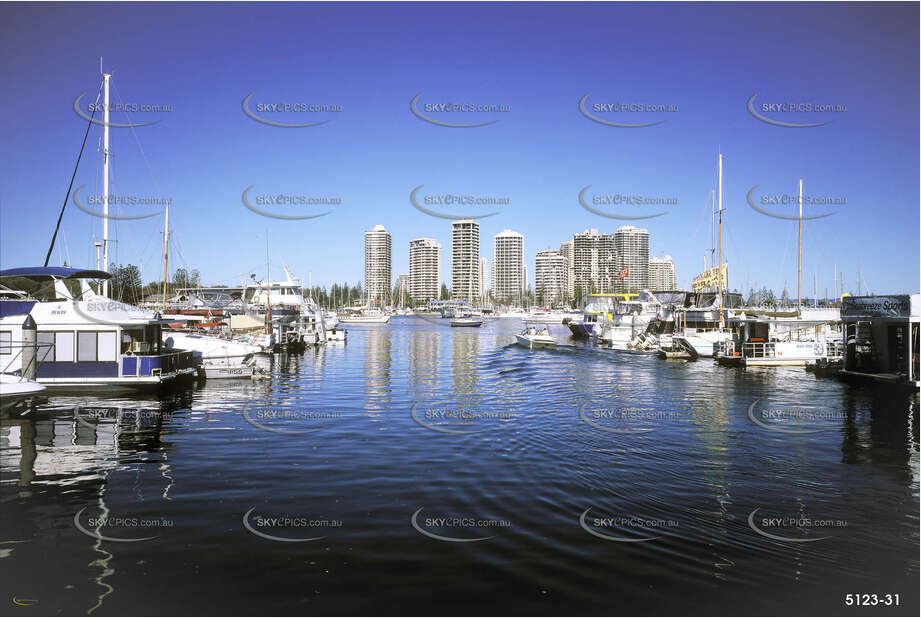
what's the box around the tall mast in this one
[101,69,111,296]
[717,152,724,328]
[797,178,803,316]
[160,202,169,310]
[265,233,272,333]
[710,189,715,269]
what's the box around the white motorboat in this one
[326,327,347,342]
[338,307,391,323]
[450,316,484,327]
[594,292,661,350]
[163,331,262,362]
[515,326,557,349]
[0,374,47,412]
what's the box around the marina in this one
[0,1,918,616]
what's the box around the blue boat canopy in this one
[0,267,111,279]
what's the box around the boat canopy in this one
[0,267,111,280]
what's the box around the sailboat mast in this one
[161,202,169,310]
[717,152,724,328]
[710,189,715,268]
[102,70,111,296]
[797,178,803,316]
[265,234,272,334]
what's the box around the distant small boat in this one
[515,326,557,349]
[326,327,347,341]
[451,317,484,327]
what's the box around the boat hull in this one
[515,334,556,349]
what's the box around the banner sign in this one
[841,295,911,318]
[692,263,727,292]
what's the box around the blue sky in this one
[1,1,917,296]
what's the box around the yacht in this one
[594,291,662,350]
[243,269,309,324]
[0,267,198,392]
[566,294,618,338]
[338,307,391,324]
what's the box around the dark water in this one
[2,317,918,616]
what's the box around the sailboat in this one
[0,67,199,391]
[670,152,735,358]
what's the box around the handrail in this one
[1,340,54,379]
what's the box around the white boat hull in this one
[515,334,557,349]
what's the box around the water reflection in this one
[0,319,917,615]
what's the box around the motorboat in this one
[450,316,484,327]
[594,291,661,350]
[338,307,391,324]
[162,330,263,362]
[0,374,46,412]
[515,326,557,349]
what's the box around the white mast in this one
[717,152,724,329]
[102,67,111,296]
[797,178,803,316]
[160,201,169,310]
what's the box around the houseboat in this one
[838,294,920,390]
[0,267,198,392]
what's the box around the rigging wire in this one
[44,81,103,266]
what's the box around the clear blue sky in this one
[1,1,917,296]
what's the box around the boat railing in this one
[1,340,54,379]
[742,342,777,358]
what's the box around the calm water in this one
[2,317,918,615]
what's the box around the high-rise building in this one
[572,228,617,297]
[479,257,489,304]
[451,219,480,302]
[395,274,410,306]
[364,224,392,306]
[493,229,524,304]
[535,249,568,306]
[649,255,677,291]
[409,237,442,302]
[559,240,574,303]
[614,226,649,293]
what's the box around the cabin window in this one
[55,332,74,362]
[77,331,118,362]
[37,332,55,361]
[0,331,10,355]
[77,332,97,362]
[98,332,117,361]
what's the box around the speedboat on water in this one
[450,316,484,327]
[515,326,557,349]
